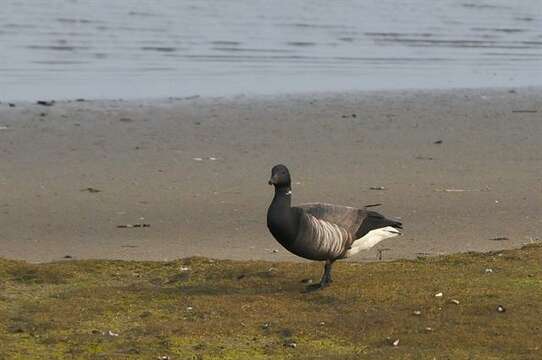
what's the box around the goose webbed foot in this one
[304,283,324,292]
[304,280,330,292]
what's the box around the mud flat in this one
[0,88,540,262]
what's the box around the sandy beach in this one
[0,88,540,262]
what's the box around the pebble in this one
[435,292,443,297]
[392,339,400,347]
[36,100,55,106]
[497,305,506,313]
[413,310,422,316]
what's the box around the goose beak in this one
[268,175,277,185]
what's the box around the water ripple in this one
[0,0,541,100]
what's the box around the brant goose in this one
[267,164,402,291]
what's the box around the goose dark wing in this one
[354,210,402,238]
[296,202,402,238]
[295,203,367,238]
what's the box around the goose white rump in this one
[345,226,402,257]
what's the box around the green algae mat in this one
[1,244,542,359]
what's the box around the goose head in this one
[268,164,291,189]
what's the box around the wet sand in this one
[0,88,540,262]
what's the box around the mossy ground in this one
[1,245,542,359]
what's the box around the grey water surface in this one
[1,0,541,100]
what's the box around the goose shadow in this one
[124,270,307,297]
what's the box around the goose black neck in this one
[267,185,298,245]
[273,186,292,201]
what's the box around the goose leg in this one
[305,260,334,292]
[321,259,334,287]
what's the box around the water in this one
[1,0,541,100]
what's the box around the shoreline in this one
[0,87,540,263]
[5,84,542,105]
